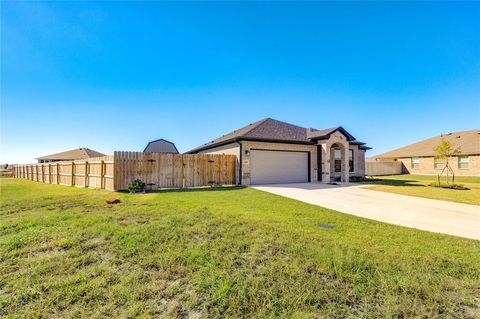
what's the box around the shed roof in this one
[144,139,179,153]
[374,129,480,159]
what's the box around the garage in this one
[250,150,309,185]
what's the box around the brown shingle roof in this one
[374,130,480,159]
[187,118,364,153]
[36,148,106,160]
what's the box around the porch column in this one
[341,143,349,182]
[319,142,330,183]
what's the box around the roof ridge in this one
[246,118,308,136]
[240,117,271,136]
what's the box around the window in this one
[458,156,469,169]
[349,149,354,172]
[411,157,420,169]
[334,148,341,172]
[434,158,445,170]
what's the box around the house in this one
[36,148,105,163]
[187,118,370,185]
[144,139,179,153]
[372,130,480,176]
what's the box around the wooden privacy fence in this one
[14,156,115,190]
[366,161,403,176]
[14,152,237,191]
[113,152,237,190]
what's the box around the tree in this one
[433,137,461,186]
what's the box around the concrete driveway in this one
[253,183,480,240]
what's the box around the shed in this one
[144,139,179,154]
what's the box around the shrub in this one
[349,176,364,182]
[127,179,146,194]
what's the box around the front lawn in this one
[364,174,480,205]
[1,178,479,318]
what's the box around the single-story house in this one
[144,139,179,153]
[36,148,105,163]
[372,129,480,176]
[187,118,370,185]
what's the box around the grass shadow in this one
[361,179,426,187]
[119,185,246,194]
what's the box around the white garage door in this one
[250,150,309,185]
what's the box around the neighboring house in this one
[187,118,370,185]
[143,139,179,153]
[36,148,105,163]
[372,130,480,176]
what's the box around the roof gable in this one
[306,126,355,141]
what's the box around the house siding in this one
[198,140,367,185]
[397,155,480,176]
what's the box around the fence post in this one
[100,160,104,189]
[85,161,88,188]
[71,162,75,186]
[181,154,186,189]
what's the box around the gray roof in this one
[188,118,368,153]
[144,139,179,153]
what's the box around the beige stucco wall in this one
[398,155,480,176]
[199,138,367,185]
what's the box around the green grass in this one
[1,178,479,318]
[363,174,480,205]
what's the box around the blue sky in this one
[1,2,479,163]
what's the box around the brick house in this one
[372,130,480,176]
[187,118,370,185]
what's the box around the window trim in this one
[458,156,469,170]
[434,158,445,170]
[349,149,354,172]
[411,157,420,169]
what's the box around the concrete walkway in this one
[253,183,480,240]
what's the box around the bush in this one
[349,176,365,182]
[127,179,146,193]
